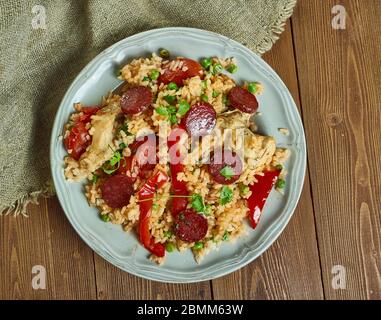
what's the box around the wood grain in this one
[211,21,324,300]
[93,254,212,300]
[2,1,381,300]
[291,0,381,299]
[0,197,97,299]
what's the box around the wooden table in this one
[1,0,380,300]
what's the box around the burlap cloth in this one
[0,0,296,215]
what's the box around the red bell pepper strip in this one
[247,169,281,229]
[168,127,189,217]
[137,170,168,257]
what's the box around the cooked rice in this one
[64,54,290,264]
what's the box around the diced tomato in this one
[64,121,89,160]
[64,106,100,160]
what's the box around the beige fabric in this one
[0,0,297,215]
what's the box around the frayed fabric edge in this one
[255,0,298,55]
[0,180,55,217]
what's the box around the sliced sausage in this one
[174,209,208,242]
[120,86,152,115]
[158,58,202,86]
[228,86,258,114]
[101,174,134,208]
[208,149,243,184]
[184,102,216,137]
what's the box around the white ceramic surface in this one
[50,27,306,283]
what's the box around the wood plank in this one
[291,0,381,299]
[94,254,212,300]
[0,197,97,299]
[211,21,324,300]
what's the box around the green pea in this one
[247,82,258,94]
[222,94,228,105]
[177,100,190,116]
[222,231,229,241]
[164,95,177,105]
[201,94,208,102]
[212,63,223,74]
[201,57,212,69]
[212,90,219,98]
[167,82,178,90]
[226,64,238,74]
[100,214,110,222]
[164,230,173,238]
[193,242,204,250]
[204,204,212,216]
[159,48,170,58]
[239,183,249,195]
[166,242,176,252]
[150,69,160,81]
[276,178,286,189]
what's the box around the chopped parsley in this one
[118,123,131,135]
[222,230,229,241]
[191,194,210,215]
[200,94,208,102]
[102,146,122,174]
[92,174,99,184]
[220,186,233,205]
[155,105,169,116]
[219,165,235,180]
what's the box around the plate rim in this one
[50,26,306,283]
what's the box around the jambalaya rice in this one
[63,52,289,265]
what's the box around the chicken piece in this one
[243,128,276,169]
[65,102,120,181]
[215,110,275,170]
[216,110,251,130]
